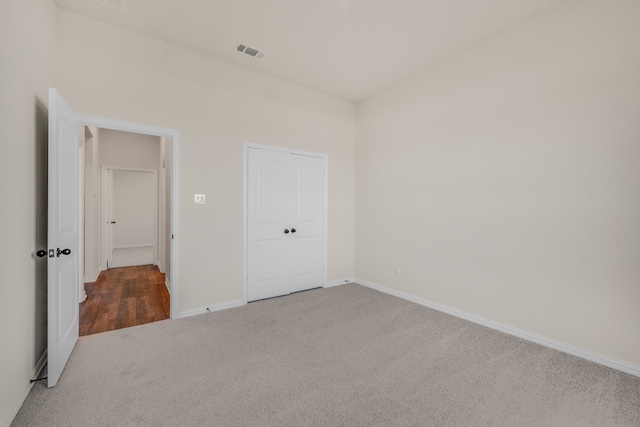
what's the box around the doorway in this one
[80,127,173,335]
[103,168,158,269]
[76,121,179,320]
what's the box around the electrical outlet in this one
[394,266,401,276]
[210,276,216,287]
[194,194,205,204]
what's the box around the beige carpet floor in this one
[13,284,640,426]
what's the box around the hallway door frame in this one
[78,113,180,319]
[102,167,159,269]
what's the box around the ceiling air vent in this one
[93,0,126,12]
[236,43,267,60]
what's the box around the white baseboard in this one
[355,277,640,378]
[179,298,245,318]
[325,277,355,288]
[165,278,171,296]
[83,267,101,283]
[3,350,48,427]
[113,243,154,249]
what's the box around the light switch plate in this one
[194,194,205,204]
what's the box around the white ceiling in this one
[54,0,564,102]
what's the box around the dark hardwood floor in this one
[80,265,170,336]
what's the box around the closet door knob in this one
[284,229,290,234]
[291,228,296,233]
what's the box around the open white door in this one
[47,88,80,387]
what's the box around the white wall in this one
[112,170,156,248]
[356,0,640,367]
[99,128,161,171]
[54,9,357,312]
[0,1,56,425]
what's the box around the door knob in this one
[57,248,71,257]
[291,228,296,233]
[284,229,290,234]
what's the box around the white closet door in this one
[247,148,325,301]
[289,154,325,293]
[248,149,290,301]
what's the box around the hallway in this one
[79,265,170,336]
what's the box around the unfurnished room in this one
[1,0,639,426]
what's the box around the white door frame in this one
[102,168,114,269]
[78,112,180,319]
[101,167,159,270]
[242,142,328,303]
